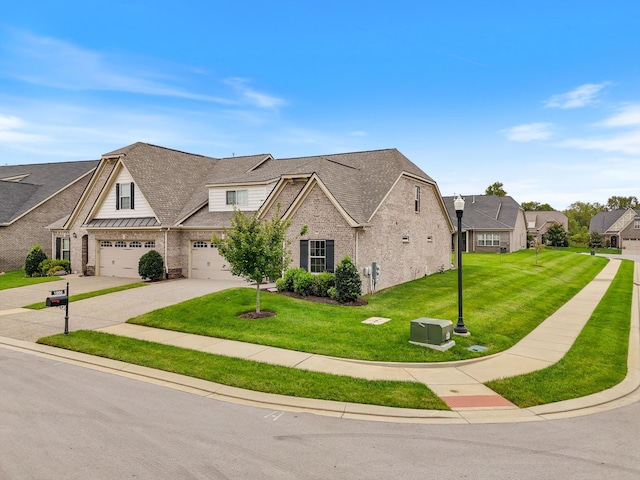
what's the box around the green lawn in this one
[487,259,634,407]
[36,250,634,409]
[38,331,448,410]
[129,249,608,362]
[24,282,148,309]
[0,270,60,290]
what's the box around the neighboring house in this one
[525,210,569,245]
[442,195,528,253]
[589,208,640,251]
[62,142,453,291]
[0,160,99,272]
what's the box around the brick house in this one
[525,210,569,245]
[0,160,98,272]
[63,142,453,291]
[589,208,640,251]
[442,195,528,253]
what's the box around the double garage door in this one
[99,240,156,278]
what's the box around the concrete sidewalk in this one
[1,258,638,424]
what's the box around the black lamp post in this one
[454,194,469,335]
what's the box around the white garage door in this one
[190,241,232,280]
[99,240,157,278]
[624,238,640,252]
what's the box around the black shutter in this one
[130,182,135,210]
[325,240,334,272]
[115,183,120,210]
[55,237,61,260]
[300,240,308,271]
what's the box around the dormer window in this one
[116,182,135,210]
[226,189,248,206]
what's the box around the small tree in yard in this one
[138,250,164,281]
[25,244,48,277]
[334,256,362,303]
[213,205,291,314]
[545,222,568,247]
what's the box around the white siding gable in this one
[209,183,277,212]
[94,167,156,219]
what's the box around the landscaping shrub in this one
[334,256,362,303]
[39,258,71,276]
[327,286,338,301]
[293,269,315,296]
[275,277,287,292]
[138,250,164,281]
[314,272,335,297]
[25,244,48,277]
[278,267,307,292]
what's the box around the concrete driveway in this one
[0,274,248,342]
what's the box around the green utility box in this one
[409,318,455,351]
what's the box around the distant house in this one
[63,142,453,291]
[442,195,528,253]
[525,210,569,245]
[589,208,640,251]
[0,160,99,272]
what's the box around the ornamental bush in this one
[25,244,48,277]
[138,250,164,281]
[314,272,335,297]
[293,269,315,296]
[278,268,307,292]
[334,256,362,303]
[39,258,71,276]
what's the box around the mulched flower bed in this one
[273,290,368,306]
[237,290,368,319]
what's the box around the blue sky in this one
[1,0,638,210]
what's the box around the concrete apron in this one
[0,275,248,342]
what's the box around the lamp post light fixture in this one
[453,194,469,336]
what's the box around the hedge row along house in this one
[51,142,454,292]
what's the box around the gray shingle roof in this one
[97,143,436,228]
[0,160,99,225]
[524,211,568,230]
[590,209,640,233]
[442,195,523,231]
[208,148,435,225]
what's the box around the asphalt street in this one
[2,347,639,480]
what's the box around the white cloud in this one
[597,104,640,127]
[559,130,640,155]
[544,82,611,109]
[501,123,554,142]
[0,29,233,104]
[0,113,48,144]
[225,78,286,109]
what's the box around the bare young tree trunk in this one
[255,281,261,313]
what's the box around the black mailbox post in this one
[46,295,68,307]
[45,282,70,335]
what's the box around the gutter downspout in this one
[164,228,169,278]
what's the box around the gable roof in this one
[98,143,220,226]
[0,160,99,225]
[590,208,640,234]
[70,143,441,230]
[208,148,436,225]
[524,210,568,230]
[442,195,523,231]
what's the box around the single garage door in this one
[190,241,232,280]
[623,238,640,252]
[99,240,157,278]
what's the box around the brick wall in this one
[358,177,451,292]
[0,176,92,272]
